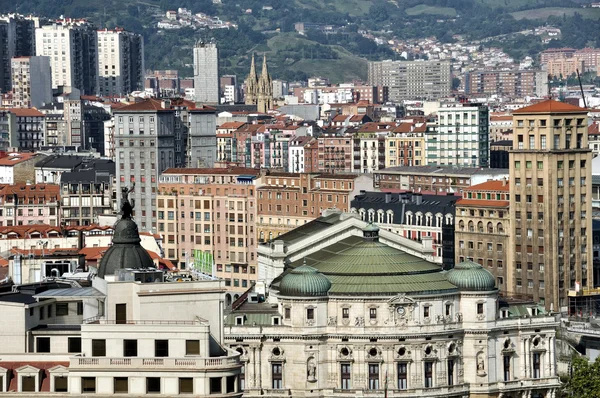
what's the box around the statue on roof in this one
[119,184,135,220]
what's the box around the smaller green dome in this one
[279,265,331,297]
[446,260,496,291]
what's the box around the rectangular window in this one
[398,362,407,390]
[272,363,283,389]
[503,355,511,381]
[477,303,484,314]
[341,363,351,389]
[186,340,200,355]
[54,376,68,392]
[36,337,51,353]
[114,377,128,393]
[210,378,222,394]
[307,308,314,320]
[369,308,377,319]
[423,306,430,318]
[68,337,81,353]
[532,353,541,379]
[155,340,169,357]
[92,339,106,356]
[424,361,433,388]
[146,377,161,394]
[285,307,291,319]
[57,303,69,316]
[22,376,36,392]
[179,378,193,394]
[342,308,349,319]
[448,359,454,386]
[123,340,138,357]
[368,364,379,389]
[82,377,96,393]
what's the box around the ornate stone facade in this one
[245,54,273,114]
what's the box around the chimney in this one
[414,193,423,205]
[502,177,507,187]
[385,192,392,203]
[359,190,366,196]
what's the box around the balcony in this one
[71,354,240,370]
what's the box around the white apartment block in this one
[193,41,219,104]
[35,20,99,95]
[428,104,490,167]
[10,56,52,108]
[223,84,237,103]
[97,28,144,96]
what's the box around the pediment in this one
[388,293,415,305]
[48,365,68,374]
[15,365,41,374]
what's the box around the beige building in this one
[157,167,260,295]
[455,180,511,296]
[384,122,427,168]
[545,57,585,79]
[510,99,592,310]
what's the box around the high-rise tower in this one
[193,41,219,104]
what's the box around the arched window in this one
[477,221,483,232]
[259,231,264,241]
[386,210,393,224]
[368,209,375,222]
[487,222,493,233]
[377,210,384,223]
[468,221,474,232]
[359,209,366,221]
[459,220,465,230]
[268,232,273,241]
[497,222,504,233]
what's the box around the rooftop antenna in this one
[576,69,587,108]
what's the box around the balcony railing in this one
[72,355,240,370]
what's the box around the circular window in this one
[369,348,378,357]
[504,340,511,349]
[340,347,349,356]
[448,343,455,354]
[398,347,406,356]
[425,346,432,355]
[533,338,540,347]
[272,347,281,356]
[236,347,244,355]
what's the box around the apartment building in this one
[0,183,59,226]
[60,161,116,226]
[257,172,356,241]
[97,28,145,96]
[317,135,353,174]
[0,14,36,93]
[193,41,219,104]
[546,57,585,79]
[351,191,457,267]
[509,99,592,310]
[0,109,17,151]
[0,152,38,184]
[384,122,427,168]
[352,122,393,173]
[540,48,576,64]
[188,106,217,168]
[455,180,510,295]
[368,60,451,102]
[464,69,548,98]
[10,56,52,108]
[10,107,46,149]
[288,136,313,173]
[373,165,509,193]
[428,104,490,167]
[157,168,260,292]
[35,19,99,95]
[489,114,513,142]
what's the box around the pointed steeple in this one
[245,53,259,106]
[249,53,257,80]
[261,53,269,80]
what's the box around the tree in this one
[560,355,600,398]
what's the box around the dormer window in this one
[235,316,244,325]
[272,316,280,326]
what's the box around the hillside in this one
[5,0,600,81]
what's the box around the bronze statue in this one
[120,184,135,219]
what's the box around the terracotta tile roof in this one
[79,246,109,260]
[218,122,246,130]
[589,123,599,136]
[332,114,349,122]
[114,98,202,113]
[11,247,79,257]
[0,184,60,201]
[393,123,413,133]
[0,224,63,238]
[490,115,513,122]
[456,199,510,208]
[0,152,37,166]
[464,180,510,192]
[5,108,44,117]
[148,250,175,270]
[357,122,397,132]
[0,257,8,267]
[161,167,260,176]
[513,99,587,114]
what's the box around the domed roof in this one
[446,260,496,291]
[279,264,331,297]
[97,218,155,278]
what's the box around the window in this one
[423,306,430,318]
[123,340,138,357]
[341,363,351,389]
[82,377,96,393]
[368,364,379,389]
[398,363,407,390]
[147,377,161,394]
[284,307,291,319]
[179,378,193,394]
[477,303,484,314]
[342,308,349,319]
[68,337,81,353]
[39,306,45,320]
[503,355,511,381]
[272,363,283,389]
[92,339,106,356]
[445,303,451,316]
[447,359,455,386]
[54,376,68,392]
[532,353,541,379]
[155,340,169,357]
[210,378,222,394]
[369,308,377,319]
[114,377,128,393]
[424,361,433,388]
[186,340,200,355]
[36,337,50,353]
[307,308,314,320]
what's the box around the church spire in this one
[245,53,259,106]
[261,53,269,80]
[249,53,257,80]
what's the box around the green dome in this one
[446,260,496,291]
[279,265,331,297]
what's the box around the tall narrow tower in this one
[244,54,258,106]
[193,40,219,104]
[509,99,592,311]
[257,54,273,113]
